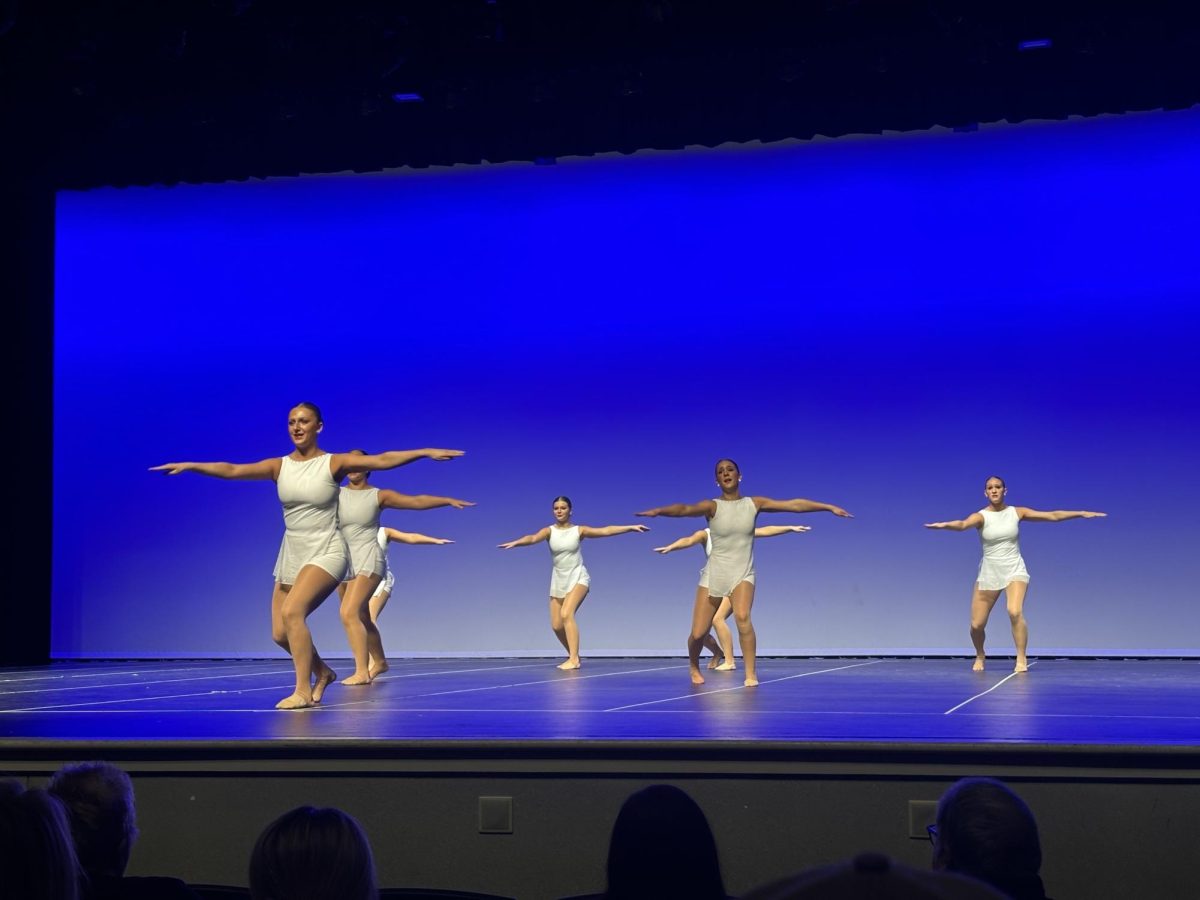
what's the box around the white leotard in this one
[706,497,757,598]
[339,486,386,579]
[976,506,1030,590]
[272,454,348,585]
[549,524,590,597]
[371,527,394,598]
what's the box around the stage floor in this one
[2,656,1198,752]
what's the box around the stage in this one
[1,656,1198,747]
[2,657,1198,898]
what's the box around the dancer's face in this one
[552,500,571,523]
[346,451,368,486]
[715,460,741,492]
[984,478,1006,505]
[287,406,322,449]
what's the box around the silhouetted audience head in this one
[0,779,81,900]
[48,762,139,879]
[745,852,1006,899]
[249,805,377,900]
[932,778,1047,900]
[605,784,725,900]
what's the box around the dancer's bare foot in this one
[707,657,719,670]
[275,692,315,710]
[312,665,337,702]
[972,656,986,672]
[715,661,737,672]
[743,676,759,687]
[368,660,390,679]
[1014,658,1029,674]
[689,666,705,685]
[341,672,371,686]
[557,658,581,670]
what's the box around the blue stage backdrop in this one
[53,109,1200,659]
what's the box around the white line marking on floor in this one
[603,660,887,712]
[411,664,689,699]
[944,662,1038,715]
[0,668,296,697]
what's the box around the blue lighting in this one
[52,110,1200,659]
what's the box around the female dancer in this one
[925,475,1105,673]
[338,452,472,685]
[638,459,852,687]
[653,524,811,671]
[358,526,456,674]
[498,496,649,670]
[151,402,463,709]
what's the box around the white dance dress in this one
[272,454,348,585]
[706,497,757,598]
[371,527,395,599]
[548,524,590,597]
[976,506,1030,590]
[338,486,386,579]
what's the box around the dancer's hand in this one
[924,522,952,529]
[427,449,465,461]
[631,524,650,533]
[787,525,811,533]
[446,498,476,509]
[1080,511,1107,518]
[635,509,659,518]
[497,540,520,550]
[150,463,193,475]
[828,505,853,518]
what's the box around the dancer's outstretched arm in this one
[757,497,852,517]
[149,458,279,480]
[383,528,454,545]
[1017,508,1107,522]
[637,500,717,518]
[755,524,811,537]
[579,524,650,539]
[653,529,708,554]
[924,512,984,531]
[498,527,552,550]
[379,491,475,511]
[332,448,463,480]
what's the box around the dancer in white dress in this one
[357,526,455,672]
[338,452,473,684]
[498,496,649,670]
[151,402,464,709]
[653,525,811,671]
[925,475,1106,673]
[639,459,852,687]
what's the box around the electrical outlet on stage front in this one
[478,796,513,834]
[908,799,938,839]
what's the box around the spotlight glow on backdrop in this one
[53,109,1200,658]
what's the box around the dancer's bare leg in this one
[276,565,340,709]
[688,592,722,685]
[549,596,569,653]
[272,581,335,700]
[697,587,723,668]
[712,597,736,670]
[557,584,589,669]
[970,587,1001,671]
[730,581,757,686]
[340,573,383,684]
[367,589,391,676]
[1005,581,1030,672]
[703,632,722,667]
